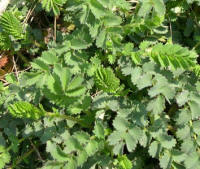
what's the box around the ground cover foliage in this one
[0,0,200,168]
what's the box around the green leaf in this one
[159,152,172,169]
[113,116,128,131]
[181,139,196,154]
[108,131,123,146]
[138,0,165,17]
[176,125,191,140]
[31,59,50,72]
[171,150,186,163]
[67,76,84,91]
[94,66,122,93]
[136,73,152,90]
[46,141,69,162]
[176,90,189,107]
[77,150,88,166]
[103,13,122,27]
[85,140,99,156]
[40,50,59,65]
[53,64,71,92]
[96,29,107,48]
[148,75,175,100]
[189,101,200,119]
[157,134,176,149]
[192,121,200,134]
[88,0,107,19]
[184,152,200,169]
[147,95,165,115]
[138,1,152,17]
[93,121,104,139]
[65,158,77,169]
[148,141,162,158]
[70,26,93,50]
[153,0,166,16]
[189,93,200,119]
[124,133,137,152]
[175,108,191,125]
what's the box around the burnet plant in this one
[0,0,200,168]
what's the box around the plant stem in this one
[12,148,35,168]
[54,16,57,41]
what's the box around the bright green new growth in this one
[150,43,197,69]
[0,11,24,40]
[192,65,200,77]
[117,155,133,169]
[8,101,45,120]
[95,66,122,93]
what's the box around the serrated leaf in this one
[85,140,99,156]
[103,13,122,27]
[147,95,165,115]
[148,75,175,100]
[0,11,24,40]
[96,29,107,48]
[171,150,186,163]
[157,134,176,149]
[176,125,191,140]
[67,76,84,91]
[40,50,58,65]
[70,26,93,50]
[93,121,104,139]
[53,64,71,92]
[108,131,123,145]
[175,108,191,125]
[95,66,122,93]
[46,141,68,162]
[124,132,137,152]
[181,139,196,154]
[192,121,200,134]
[88,0,107,19]
[176,90,189,107]
[150,44,197,70]
[113,116,128,131]
[31,59,50,72]
[159,152,172,169]
[77,150,88,166]
[189,93,200,119]
[136,73,152,90]
[148,141,162,158]
[65,158,77,169]
[184,152,200,169]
